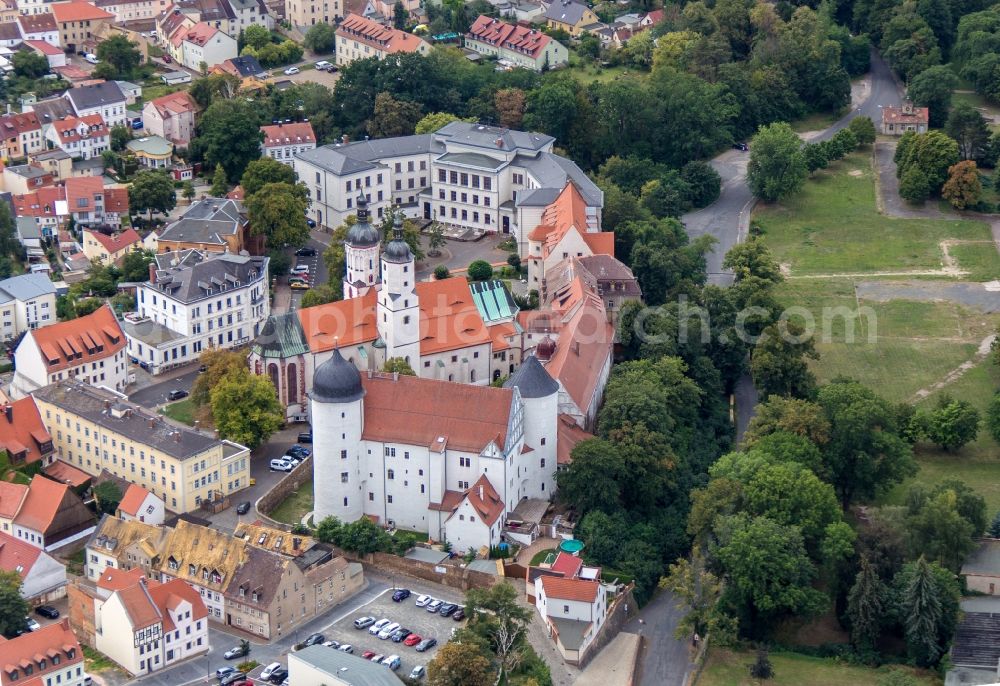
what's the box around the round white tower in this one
[504,355,560,500]
[376,214,420,366]
[310,347,365,524]
[342,193,381,300]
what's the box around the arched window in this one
[267,363,279,391]
[287,363,298,403]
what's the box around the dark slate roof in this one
[224,545,286,609]
[296,134,437,175]
[158,198,244,246]
[251,312,308,359]
[29,97,74,124]
[227,54,265,77]
[504,355,558,398]
[150,251,268,304]
[435,121,554,153]
[0,22,21,40]
[33,379,222,460]
[64,81,126,113]
[952,612,1000,669]
[311,348,364,403]
[515,152,603,208]
[544,0,590,24]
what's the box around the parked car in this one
[392,589,411,602]
[216,667,236,680]
[390,628,411,642]
[288,275,309,284]
[290,265,310,275]
[162,53,171,63]
[426,600,443,613]
[378,622,401,639]
[83,53,99,64]
[267,667,288,684]
[303,633,325,646]
[415,638,437,652]
[24,618,39,632]
[338,645,354,654]
[369,618,391,635]
[295,247,317,257]
[35,606,59,619]
[452,608,465,621]
[168,389,188,401]
[314,60,332,70]
[733,142,749,151]
[322,640,340,648]
[287,445,310,458]
[220,673,246,686]
[260,663,282,680]
[354,616,375,629]
[382,655,401,670]
[223,645,247,659]
[284,66,300,75]
[235,501,251,515]
[414,595,432,607]
[282,454,301,466]
[409,665,426,680]
[371,654,385,663]
[306,218,317,228]
[361,650,376,659]
[438,603,458,617]
[290,282,310,290]
[403,633,422,647]
[269,458,293,472]
[298,431,312,443]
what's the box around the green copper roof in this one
[470,279,518,324]
[251,312,308,358]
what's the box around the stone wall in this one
[254,455,313,531]
[578,584,638,669]
[66,579,97,647]
[344,550,499,592]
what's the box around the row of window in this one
[438,189,491,206]
[437,169,494,190]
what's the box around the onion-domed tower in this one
[376,214,420,366]
[310,347,365,523]
[342,193,380,300]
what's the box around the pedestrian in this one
[693,632,700,647]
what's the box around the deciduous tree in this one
[922,394,981,450]
[96,35,141,79]
[747,122,807,201]
[241,157,295,196]
[245,182,310,247]
[494,88,525,130]
[367,92,422,138]
[94,480,123,515]
[198,99,264,183]
[210,164,228,197]
[907,65,957,128]
[210,368,283,449]
[243,25,271,50]
[11,51,47,79]
[128,170,176,222]
[192,349,248,406]
[303,22,336,53]
[427,639,496,686]
[750,322,818,399]
[383,357,415,375]
[0,570,29,638]
[946,103,990,161]
[848,116,877,146]
[941,160,983,209]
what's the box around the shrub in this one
[987,392,1000,442]
[433,265,450,280]
[467,260,493,281]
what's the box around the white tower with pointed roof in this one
[342,193,381,300]
[376,214,420,366]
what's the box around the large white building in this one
[122,250,270,374]
[310,339,587,550]
[0,272,56,342]
[293,121,602,245]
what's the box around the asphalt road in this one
[814,50,903,143]
[624,590,695,686]
[127,369,200,408]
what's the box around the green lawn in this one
[162,398,195,425]
[754,153,999,277]
[529,548,556,566]
[83,646,119,674]
[268,478,313,525]
[565,62,633,86]
[698,648,939,686]
[790,109,843,134]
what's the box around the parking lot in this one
[322,588,467,677]
[287,246,322,312]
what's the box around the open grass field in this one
[162,398,195,425]
[698,648,939,686]
[268,478,313,525]
[753,153,999,277]
[790,109,843,134]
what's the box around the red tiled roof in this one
[261,122,315,147]
[0,531,43,580]
[0,620,80,682]
[64,175,103,206]
[883,105,929,125]
[462,474,504,527]
[52,115,107,145]
[117,483,151,517]
[336,14,427,55]
[13,475,68,533]
[42,460,91,488]
[0,397,51,467]
[360,373,513,452]
[467,15,552,59]
[550,551,582,578]
[0,112,41,137]
[529,182,610,260]
[25,40,62,56]
[0,482,27,520]
[95,566,146,592]
[51,2,113,22]
[104,187,129,214]
[149,90,197,117]
[556,414,592,466]
[24,303,125,373]
[12,187,64,218]
[540,575,599,602]
[428,490,463,512]
[180,22,217,46]
[147,578,208,631]
[85,227,141,255]
[17,13,56,33]
[544,291,613,415]
[642,8,664,24]
[115,581,161,630]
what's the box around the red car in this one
[362,650,376,660]
[403,633,422,647]
[162,54,171,63]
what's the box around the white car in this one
[426,599,443,613]
[25,617,40,632]
[269,458,293,472]
[414,595,432,607]
[290,265,310,275]
[260,662,282,680]
[83,53,99,64]
[338,644,354,653]
[315,60,332,69]
[382,655,401,670]
[284,66,300,75]
[378,622,401,639]
[409,665,426,680]
[369,618,391,635]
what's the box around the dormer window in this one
[251,591,259,602]
[189,564,196,576]
[8,669,17,680]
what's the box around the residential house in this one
[34,379,252,513]
[50,1,114,52]
[882,99,929,135]
[62,80,128,128]
[0,22,20,47]
[638,8,663,27]
[115,80,143,106]
[285,0,340,30]
[83,227,142,264]
[293,121,602,237]
[289,645,403,686]
[142,90,197,147]
[29,148,73,181]
[543,0,599,36]
[67,177,123,228]
[0,0,15,22]
[962,539,1000,595]
[225,0,272,35]
[211,54,265,79]
[91,575,208,675]
[81,517,167,582]
[261,121,315,166]
[10,303,128,398]
[575,254,642,323]
[45,114,110,160]
[334,14,430,68]
[25,38,65,67]
[534,573,607,665]
[168,21,237,71]
[156,198,249,254]
[96,0,170,23]
[123,250,270,373]
[0,481,27,535]
[523,181,608,284]
[0,395,53,471]
[11,185,63,235]
[11,474,95,551]
[15,216,43,259]
[0,529,67,603]
[0,620,86,686]
[364,0,418,20]
[0,272,57,340]
[116,483,165,525]
[466,15,568,71]
[17,12,59,44]
[126,135,174,168]
[3,164,52,194]
[0,111,44,160]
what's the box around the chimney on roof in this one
[292,537,301,550]
[174,431,181,442]
[148,417,155,428]
[148,262,156,284]
[478,484,483,500]
[3,405,10,424]
[572,340,580,355]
